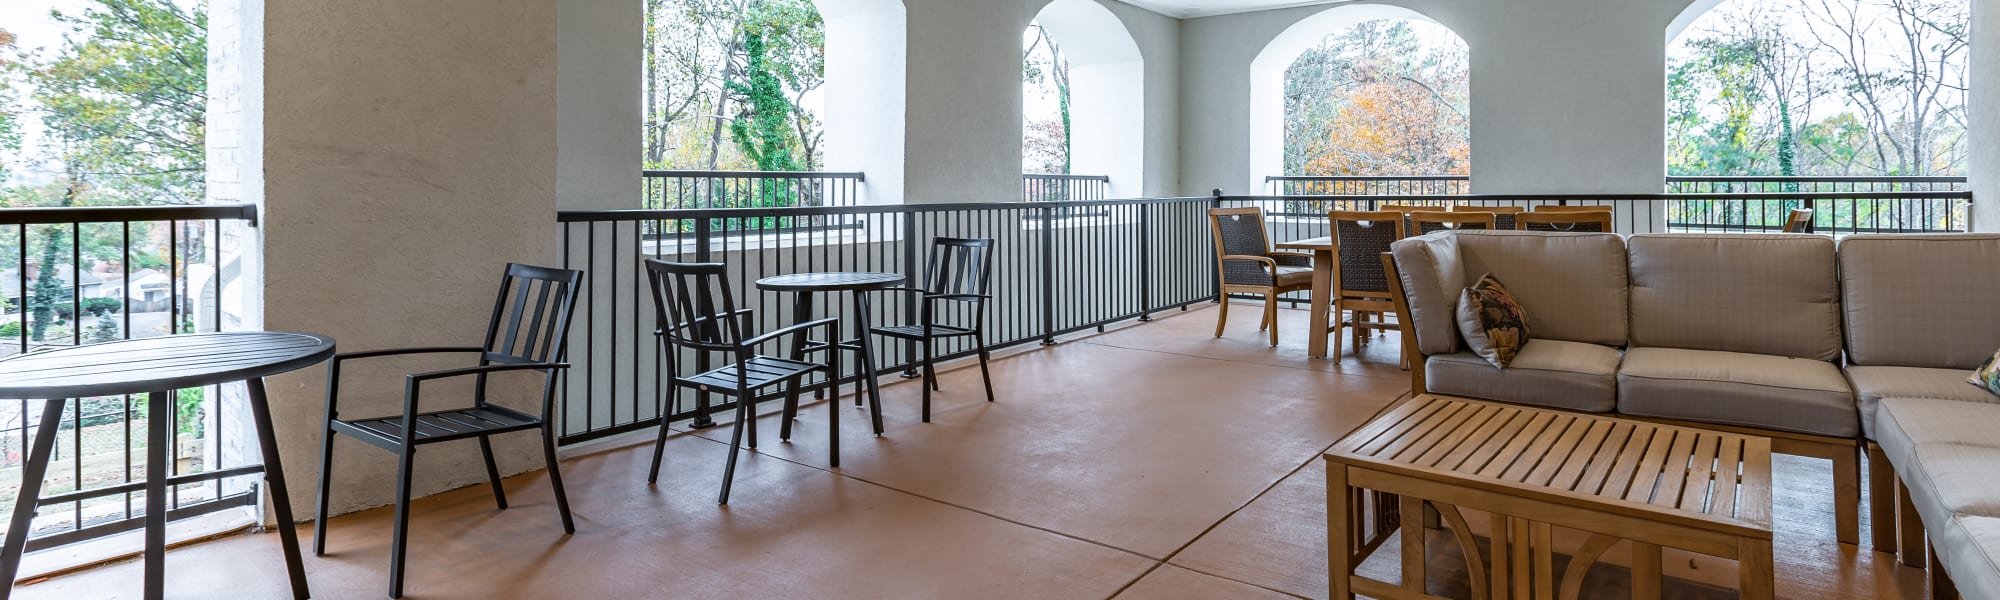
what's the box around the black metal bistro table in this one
[755,272,904,436]
[0,332,334,600]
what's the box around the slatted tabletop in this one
[1330,395,1772,535]
[0,332,336,399]
[755,271,905,292]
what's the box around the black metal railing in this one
[1218,191,1973,237]
[0,203,259,552]
[1665,175,1968,193]
[554,197,1216,445]
[1023,174,1110,202]
[1265,175,1470,196]
[644,170,866,210]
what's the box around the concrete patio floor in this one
[16,302,1925,599]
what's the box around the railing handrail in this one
[558,196,1215,222]
[641,169,865,181]
[0,203,259,226]
[1666,175,1967,183]
[1023,173,1110,182]
[1265,175,1470,182]
[1224,191,1973,202]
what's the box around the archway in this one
[1023,0,1144,199]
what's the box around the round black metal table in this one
[755,272,904,436]
[0,332,334,600]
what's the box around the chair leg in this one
[540,428,576,534]
[780,376,801,441]
[477,435,507,510]
[719,401,750,505]
[646,416,672,485]
[921,338,935,423]
[313,426,336,557]
[388,446,417,599]
[1213,294,1230,337]
[1264,293,1279,347]
[975,331,995,403]
[1331,304,1346,363]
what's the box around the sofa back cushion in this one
[1839,234,2000,369]
[1627,234,1841,361]
[1391,231,1628,356]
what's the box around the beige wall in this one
[259,0,562,517]
[1974,0,1998,232]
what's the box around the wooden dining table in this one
[1273,236,1337,359]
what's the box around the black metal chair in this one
[869,237,998,422]
[644,259,840,504]
[314,263,583,599]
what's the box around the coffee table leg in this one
[248,378,311,599]
[852,292,885,435]
[1398,495,1424,594]
[1632,541,1662,600]
[144,391,168,600]
[0,399,66,600]
[1740,538,1774,600]
[1326,461,1353,600]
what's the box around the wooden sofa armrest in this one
[1381,251,1425,396]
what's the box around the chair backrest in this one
[1330,211,1405,295]
[923,237,996,300]
[1209,207,1277,287]
[481,263,585,366]
[1518,210,1613,233]
[1452,205,1522,229]
[1783,208,1816,233]
[1379,203,1451,213]
[643,259,746,353]
[1532,205,1616,213]
[1411,211,1495,235]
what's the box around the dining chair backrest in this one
[924,237,997,301]
[1531,205,1615,213]
[1452,205,1523,230]
[1517,210,1613,233]
[1783,208,1816,233]
[1209,207,1277,286]
[481,263,585,367]
[644,259,746,353]
[1330,211,1405,295]
[1411,211,1496,235]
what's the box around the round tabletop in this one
[0,331,336,399]
[756,271,906,292]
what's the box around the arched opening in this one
[641,0,905,206]
[1250,5,1468,195]
[1022,0,1144,200]
[1667,0,1969,180]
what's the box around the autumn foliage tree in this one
[1284,20,1469,177]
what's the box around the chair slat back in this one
[1452,205,1523,230]
[1519,210,1613,233]
[482,263,584,366]
[1783,208,1816,233]
[1412,211,1495,235]
[924,237,996,300]
[1209,207,1276,287]
[1331,211,1405,295]
[644,260,745,352]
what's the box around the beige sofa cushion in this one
[1453,231,1629,347]
[1873,398,2000,481]
[1846,366,1999,440]
[1627,234,1841,361]
[1932,515,2000,599]
[1426,339,1621,413]
[1839,234,2000,369]
[1616,347,1856,437]
[1390,232,1463,357]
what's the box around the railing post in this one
[1040,204,1057,346]
[1210,189,1224,302]
[901,213,920,376]
[689,215,715,428]
[1138,202,1153,321]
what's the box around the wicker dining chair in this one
[1531,204,1618,213]
[1328,211,1406,362]
[314,263,582,599]
[1518,210,1614,233]
[1410,210,1496,235]
[1783,208,1816,233]
[1379,203,1450,234]
[1451,205,1524,230]
[1208,206,1313,346]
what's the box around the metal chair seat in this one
[680,356,823,393]
[331,406,543,451]
[872,323,977,339]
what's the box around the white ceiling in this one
[1118,0,1342,19]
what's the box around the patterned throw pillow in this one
[1968,348,2000,395]
[1455,273,1531,368]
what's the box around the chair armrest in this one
[407,362,568,384]
[334,346,486,364]
[1220,254,1279,275]
[659,308,756,339]
[1268,252,1313,267]
[926,293,992,301]
[740,317,840,348]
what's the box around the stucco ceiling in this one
[1119,0,1341,18]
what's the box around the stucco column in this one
[259,1,561,517]
[1973,0,2000,231]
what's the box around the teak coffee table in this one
[1326,394,1774,600]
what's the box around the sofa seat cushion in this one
[1874,398,2000,484]
[1932,515,2000,599]
[1616,347,1856,437]
[1427,339,1621,413]
[1847,366,1999,440]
